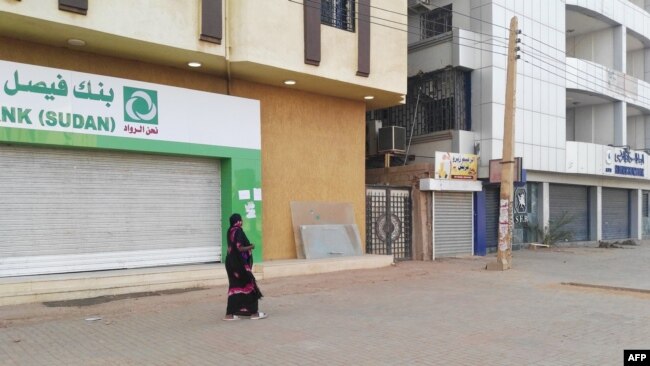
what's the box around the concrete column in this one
[614,101,627,146]
[613,25,626,73]
[539,182,550,232]
[631,189,642,240]
[590,186,602,241]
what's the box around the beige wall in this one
[231,80,367,260]
[0,0,223,56]
[229,0,407,95]
[0,37,227,93]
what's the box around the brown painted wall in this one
[231,80,366,260]
[0,37,227,93]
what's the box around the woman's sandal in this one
[222,315,240,321]
[250,312,268,320]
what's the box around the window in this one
[322,0,355,32]
[643,193,649,218]
[367,68,472,137]
[420,4,452,40]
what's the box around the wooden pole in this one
[487,16,518,271]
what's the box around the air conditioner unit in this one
[366,120,382,156]
[378,126,406,154]
[408,0,433,13]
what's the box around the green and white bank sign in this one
[0,60,260,150]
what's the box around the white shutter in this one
[434,192,473,257]
[0,145,221,277]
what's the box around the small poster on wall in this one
[435,152,478,180]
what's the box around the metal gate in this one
[549,184,590,241]
[366,186,412,260]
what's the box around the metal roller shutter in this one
[602,188,630,240]
[434,192,473,257]
[0,145,221,277]
[549,184,589,241]
[484,186,499,252]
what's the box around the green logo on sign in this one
[123,87,158,124]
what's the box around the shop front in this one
[0,60,261,277]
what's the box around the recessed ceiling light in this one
[284,80,297,85]
[67,38,86,47]
[187,62,202,68]
[364,95,374,100]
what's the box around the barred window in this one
[420,4,452,40]
[322,0,355,32]
[367,68,472,137]
[643,193,649,217]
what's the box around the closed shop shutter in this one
[602,188,630,240]
[549,184,590,241]
[434,192,473,257]
[484,186,500,252]
[0,145,221,277]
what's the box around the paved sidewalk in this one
[1,242,649,365]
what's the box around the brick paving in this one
[1,242,650,365]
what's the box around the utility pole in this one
[487,16,519,271]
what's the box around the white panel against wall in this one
[482,67,494,103]
[540,146,550,170]
[587,142,597,174]
[566,141,578,173]
[575,34,593,61]
[481,103,493,138]
[549,148,558,171]
[566,37,576,58]
[493,103,505,139]
[517,113,539,144]
[493,139,503,161]
[575,106,593,143]
[566,110,576,142]
[558,117,567,148]
[541,114,550,147]
[594,104,615,145]
[533,145,542,170]
[577,142,589,174]
[534,112,543,146]
[594,28,615,69]
[532,79,541,113]
[524,144,534,169]
[493,67,507,104]
[645,117,650,148]
[541,81,550,114]
[524,76,533,111]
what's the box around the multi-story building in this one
[0,0,406,303]
[369,0,650,256]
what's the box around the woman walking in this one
[223,213,267,321]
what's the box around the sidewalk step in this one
[0,255,394,306]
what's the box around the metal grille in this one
[420,4,452,40]
[321,0,355,32]
[366,187,412,260]
[643,192,649,218]
[366,68,471,137]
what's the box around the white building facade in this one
[369,0,650,253]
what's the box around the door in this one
[549,184,590,241]
[602,188,630,240]
[434,191,473,257]
[366,187,412,260]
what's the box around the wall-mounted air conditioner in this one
[378,126,406,154]
[408,0,433,13]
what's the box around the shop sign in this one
[0,60,260,150]
[434,151,478,180]
[604,147,646,178]
[514,187,528,224]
